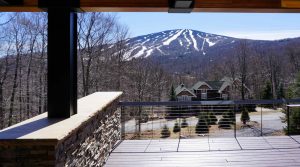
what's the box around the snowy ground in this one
[124,107,286,138]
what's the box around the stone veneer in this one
[60,100,120,167]
[0,92,122,167]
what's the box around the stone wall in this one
[58,100,121,167]
[0,140,57,167]
[0,92,122,167]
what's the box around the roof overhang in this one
[1,0,300,12]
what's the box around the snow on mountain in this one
[125,29,237,59]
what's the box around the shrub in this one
[198,112,211,125]
[181,118,188,128]
[218,117,231,129]
[161,124,171,138]
[140,112,149,123]
[240,108,250,125]
[287,108,300,135]
[173,121,181,133]
[195,116,209,134]
[208,112,218,125]
[223,110,235,125]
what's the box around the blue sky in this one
[117,12,300,40]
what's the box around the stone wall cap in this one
[0,92,122,140]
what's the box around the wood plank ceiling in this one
[0,0,300,12]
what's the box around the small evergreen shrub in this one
[218,117,231,129]
[240,108,250,125]
[208,112,218,125]
[181,118,188,128]
[195,116,209,134]
[223,110,235,125]
[173,121,181,133]
[161,124,171,138]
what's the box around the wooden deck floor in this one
[106,136,300,167]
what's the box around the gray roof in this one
[205,81,225,90]
[191,81,212,90]
[175,84,196,97]
[192,81,225,90]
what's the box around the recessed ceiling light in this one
[169,0,195,13]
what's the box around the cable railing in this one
[119,99,300,140]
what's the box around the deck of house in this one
[106,136,300,167]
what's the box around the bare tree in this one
[236,40,249,100]
[151,62,167,101]
[286,41,300,75]
[266,51,282,99]
[113,24,130,91]
[0,44,11,129]
[77,13,116,96]
[7,13,27,126]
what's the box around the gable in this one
[177,90,195,97]
[198,85,210,90]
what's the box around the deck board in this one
[106,136,300,167]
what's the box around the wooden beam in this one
[0,0,300,14]
[81,0,300,12]
[0,0,41,11]
[282,0,300,8]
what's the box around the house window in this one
[201,93,207,100]
[200,89,207,93]
[222,94,228,100]
[182,95,191,101]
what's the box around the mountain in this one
[125,29,239,59]
[122,29,300,74]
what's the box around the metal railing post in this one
[138,106,142,139]
[121,106,125,140]
[234,104,237,138]
[152,106,154,139]
[261,106,263,137]
[287,104,290,136]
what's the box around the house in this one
[174,84,197,101]
[175,77,251,101]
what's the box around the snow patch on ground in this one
[201,38,205,51]
[156,46,167,55]
[206,38,217,47]
[145,49,153,57]
[133,46,147,58]
[141,39,150,45]
[163,29,184,46]
[183,30,192,48]
[189,30,199,51]
[179,39,183,46]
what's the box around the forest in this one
[0,12,300,129]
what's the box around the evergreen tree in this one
[286,86,294,99]
[218,117,231,129]
[284,72,300,135]
[262,81,273,108]
[240,108,250,125]
[262,81,273,100]
[173,121,181,133]
[198,112,211,125]
[223,110,235,125]
[277,83,285,99]
[208,112,218,125]
[195,116,209,134]
[161,124,171,138]
[167,85,178,119]
[170,85,176,101]
[181,118,188,128]
[295,72,300,97]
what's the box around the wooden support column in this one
[40,0,79,118]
